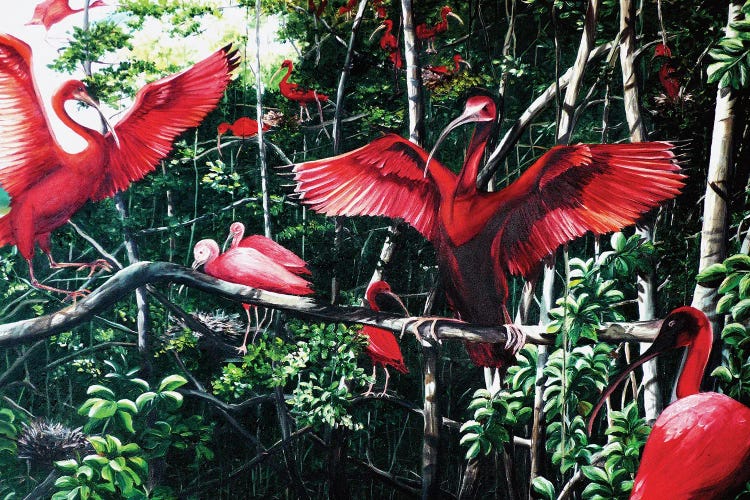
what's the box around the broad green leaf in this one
[696,263,727,285]
[731,298,750,322]
[531,476,556,500]
[86,385,115,399]
[158,374,188,392]
[88,400,118,419]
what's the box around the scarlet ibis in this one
[370,19,402,69]
[362,280,409,395]
[423,54,470,90]
[307,0,327,17]
[224,221,311,276]
[0,34,238,298]
[272,59,329,121]
[27,0,107,30]
[652,43,680,102]
[372,0,386,19]
[216,117,270,155]
[337,0,356,16]
[587,307,750,499]
[416,6,463,53]
[424,53,470,76]
[192,238,313,354]
[293,94,685,370]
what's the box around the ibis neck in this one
[53,96,100,150]
[281,66,293,85]
[675,323,713,398]
[455,122,493,196]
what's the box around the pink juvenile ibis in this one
[27,0,107,30]
[652,43,681,102]
[224,221,311,277]
[588,307,750,499]
[292,94,685,371]
[416,6,463,53]
[192,238,313,354]
[370,19,402,69]
[216,117,270,155]
[0,34,238,298]
[362,280,409,395]
[272,59,329,121]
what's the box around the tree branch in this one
[0,261,663,348]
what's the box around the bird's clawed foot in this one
[400,316,457,345]
[30,278,90,302]
[235,344,248,355]
[504,323,526,356]
[50,259,112,277]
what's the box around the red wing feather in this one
[497,142,685,277]
[91,45,239,201]
[293,134,455,241]
[237,235,311,275]
[363,326,408,373]
[0,34,59,201]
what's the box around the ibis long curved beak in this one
[459,59,472,70]
[424,107,480,177]
[447,12,464,25]
[382,290,410,316]
[369,23,387,42]
[270,66,284,84]
[191,259,203,270]
[74,90,120,148]
[586,331,677,436]
[222,232,233,252]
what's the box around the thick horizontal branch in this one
[0,262,662,347]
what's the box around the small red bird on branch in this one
[362,280,409,395]
[293,94,685,371]
[588,307,750,499]
[272,59,329,122]
[370,19,403,69]
[416,6,463,53]
[0,34,238,298]
[216,117,270,155]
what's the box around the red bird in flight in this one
[27,0,107,31]
[416,6,463,53]
[0,34,238,297]
[272,59,329,121]
[588,307,750,499]
[193,235,313,354]
[362,280,409,395]
[293,95,685,370]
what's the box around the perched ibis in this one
[416,6,463,53]
[216,117,270,155]
[292,94,685,371]
[224,222,311,277]
[0,34,238,298]
[272,59,329,121]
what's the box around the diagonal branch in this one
[0,261,662,348]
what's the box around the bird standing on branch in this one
[216,117,270,155]
[192,235,313,355]
[416,6,463,53]
[272,59,329,122]
[0,34,238,298]
[588,306,750,499]
[293,94,685,372]
[362,281,409,395]
[370,19,403,70]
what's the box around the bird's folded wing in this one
[0,34,58,200]
[293,134,454,241]
[239,235,310,273]
[91,45,239,201]
[495,142,685,278]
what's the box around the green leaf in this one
[135,392,157,411]
[696,263,727,285]
[531,476,556,500]
[465,440,481,460]
[719,273,743,294]
[117,399,138,414]
[731,298,750,322]
[726,254,750,271]
[86,385,115,399]
[717,293,738,315]
[117,411,135,434]
[158,374,188,392]
[54,459,80,472]
[581,465,609,483]
[711,365,733,383]
[88,399,118,419]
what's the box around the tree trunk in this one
[690,1,741,380]
[255,0,271,239]
[618,0,662,422]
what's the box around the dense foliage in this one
[0,0,749,498]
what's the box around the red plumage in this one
[226,222,311,276]
[653,44,681,102]
[372,19,402,69]
[27,0,107,30]
[416,6,462,52]
[337,0,357,16]
[0,34,238,296]
[275,59,329,118]
[589,307,750,499]
[217,117,269,138]
[293,95,685,369]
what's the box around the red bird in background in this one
[370,19,402,69]
[416,6,463,53]
[27,0,107,30]
[293,95,685,370]
[216,117,270,155]
[307,0,327,17]
[652,43,681,102]
[362,281,409,395]
[423,53,471,90]
[192,236,313,354]
[337,0,357,16]
[272,59,329,121]
[588,307,750,499]
[0,34,238,297]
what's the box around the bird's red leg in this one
[400,316,463,344]
[27,259,88,300]
[44,247,112,277]
[237,305,254,355]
